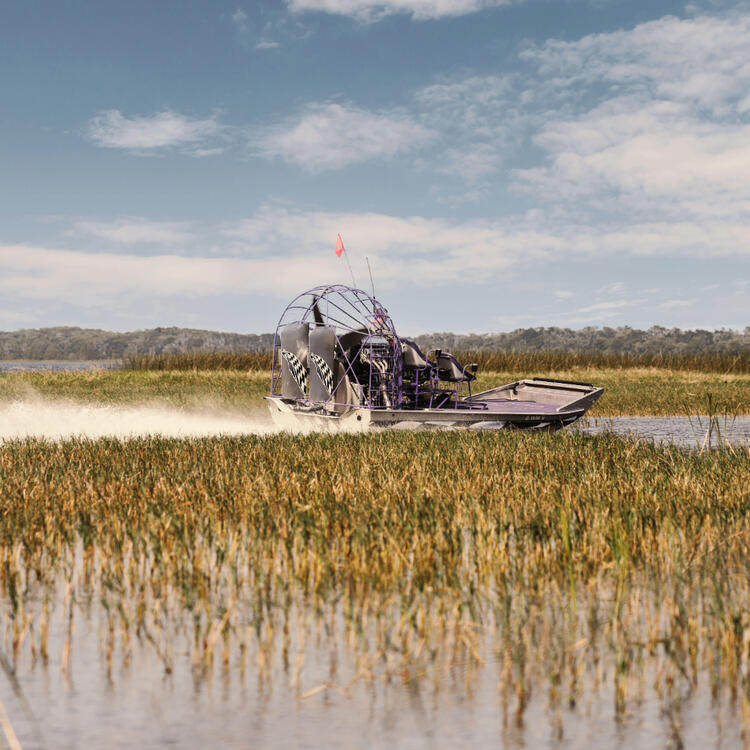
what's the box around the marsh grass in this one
[0,370,270,413]
[684,392,746,452]
[126,350,750,374]
[126,351,273,371]
[452,350,750,374]
[1,367,748,416]
[1,431,749,742]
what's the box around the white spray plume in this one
[0,400,279,441]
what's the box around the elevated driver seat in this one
[401,338,434,406]
[428,349,479,406]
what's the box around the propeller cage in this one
[271,285,403,411]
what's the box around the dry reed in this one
[1,430,749,742]
[125,350,750,374]
[1,368,747,416]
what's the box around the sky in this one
[1,0,749,334]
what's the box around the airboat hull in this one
[265,377,603,432]
[266,397,371,433]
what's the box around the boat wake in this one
[0,400,280,441]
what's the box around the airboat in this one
[266,285,603,431]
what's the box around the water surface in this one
[0,597,741,750]
[576,415,750,449]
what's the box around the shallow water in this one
[1,408,747,747]
[576,415,750,449]
[0,595,741,750]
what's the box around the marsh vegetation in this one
[0,366,747,416]
[0,364,748,747]
[0,432,749,746]
[125,350,750,374]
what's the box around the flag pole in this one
[366,256,375,299]
[336,234,357,288]
[343,248,357,289]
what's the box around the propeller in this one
[337,329,367,354]
[309,293,375,360]
[311,295,365,358]
[311,295,324,326]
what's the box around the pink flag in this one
[335,234,345,258]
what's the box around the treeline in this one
[0,326,275,361]
[413,326,750,357]
[1,324,748,361]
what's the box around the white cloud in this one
[0,244,343,305]
[254,75,522,178]
[254,77,517,177]
[597,282,625,296]
[414,75,524,181]
[415,75,518,131]
[515,97,750,215]
[231,8,248,28]
[435,144,503,180]
[256,102,434,170]
[520,13,750,115]
[71,218,194,245]
[0,220,530,310]
[224,204,576,286]
[223,204,750,286]
[0,210,556,309]
[285,0,509,22]
[256,39,279,49]
[657,299,692,310]
[69,6,750,308]
[573,300,635,314]
[511,11,750,224]
[387,9,750,211]
[191,147,226,157]
[86,110,224,155]
[3,202,750,318]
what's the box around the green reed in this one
[1,431,749,740]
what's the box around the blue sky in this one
[1,0,748,334]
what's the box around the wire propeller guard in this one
[270,284,403,412]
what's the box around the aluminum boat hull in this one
[265,377,604,432]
